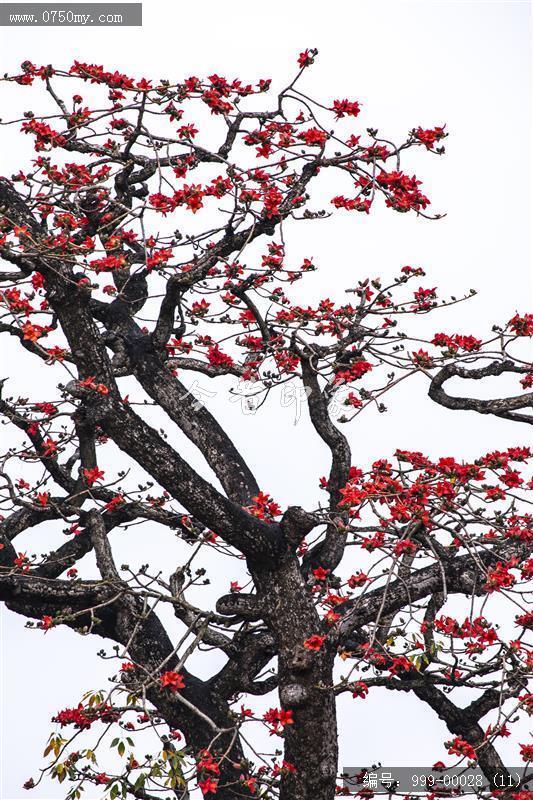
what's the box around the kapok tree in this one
[0,51,531,800]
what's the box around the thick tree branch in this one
[429,360,533,424]
[336,539,531,643]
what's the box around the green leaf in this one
[133,774,146,791]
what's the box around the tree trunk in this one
[280,670,338,800]
[254,555,339,800]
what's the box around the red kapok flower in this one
[160,670,185,692]
[447,736,477,761]
[303,634,326,651]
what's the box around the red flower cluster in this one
[331,99,361,119]
[247,492,282,521]
[509,313,533,336]
[414,126,446,150]
[78,376,109,395]
[303,634,327,651]
[197,749,220,793]
[351,681,369,699]
[376,170,430,213]
[83,467,105,486]
[263,707,294,734]
[447,737,477,761]
[298,49,316,68]
[484,560,517,593]
[432,332,482,353]
[159,670,185,692]
[207,344,234,368]
[333,359,373,385]
[52,703,120,729]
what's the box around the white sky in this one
[0,1,531,798]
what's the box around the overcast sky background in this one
[0,0,531,798]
